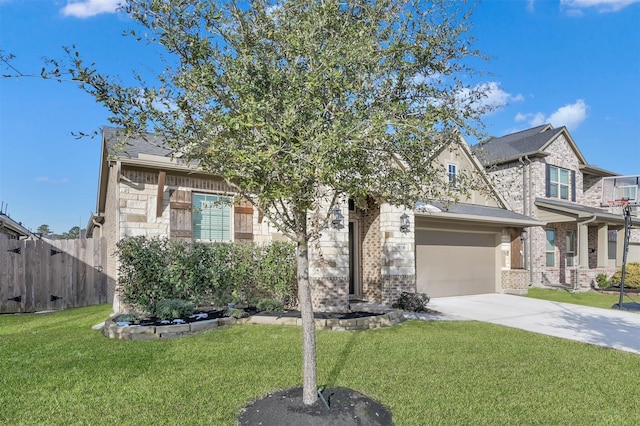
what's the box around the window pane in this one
[546,230,555,250]
[560,185,569,200]
[559,169,569,184]
[546,252,555,267]
[192,194,231,241]
[549,166,558,182]
[550,183,558,198]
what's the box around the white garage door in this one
[416,230,497,298]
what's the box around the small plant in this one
[257,298,284,312]
[224,307,249,319]
[392,292,430,312]
[116,313,139,323]
[154,299,195,320]
[595,273,610,289]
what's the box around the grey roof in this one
[416,201,542,226]
[102,126,173,159]
[535,198,625,222]
[471,124,565,166]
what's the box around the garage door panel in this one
[416,230,496,298]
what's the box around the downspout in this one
[576,215,597,290]
[525,156,533,286]
[92,218,103,238]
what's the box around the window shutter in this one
[545,163,551,197]
[170,190,192,240]
[571,170,576,202]
[234,199,254,242]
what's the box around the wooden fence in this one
[0,237,107,313]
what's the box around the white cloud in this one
[61,0,123,18]
[560,0,640,13]
[456,82,524,114]
[514,99,588,130]
[527,0,536,11]
[35,176,70,184]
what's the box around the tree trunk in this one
[297,238,317,405]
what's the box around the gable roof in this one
[103,126,173,159]
[471,124,587,167]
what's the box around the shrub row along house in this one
[87,125,638,312]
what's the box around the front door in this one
[349,220,361,298]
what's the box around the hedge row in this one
[116,237,297,314]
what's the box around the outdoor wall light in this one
[521,230,528,242]
[331,205,344,229]
[400,213,410,233]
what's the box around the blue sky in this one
[1,0,639,234]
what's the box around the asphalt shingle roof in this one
[471,124,565,166]
[102,126,173,159]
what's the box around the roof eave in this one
[414,210,544,227]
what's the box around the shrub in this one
[154,299,195,320]
[116,237,297,313]
[392,292,430,312]
[595,273,610,289]
[610,262,640,289]
[257,298,284,312]
[224,307,248,319]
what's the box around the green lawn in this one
[524,287,637,310]
[1,305,639,425]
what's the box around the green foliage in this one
[2,305,640,425]
[116,313,138,322]
[116,236,296,313]
[392,292,430,312]
[611,262,640,289]
[595,273,610,289]
[257,298,284,312]
[154,299,195,320]
[224,307,248,319]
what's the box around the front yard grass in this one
[1,304,639,425]
[525,287,637,310]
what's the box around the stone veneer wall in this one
[379,204,416,305]
[501,270,529,294]
[104,164,119,308]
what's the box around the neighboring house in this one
[472,124,639,290]
[88,127,540,312]
[0,211,31,240]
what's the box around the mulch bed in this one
[237,386,392,426]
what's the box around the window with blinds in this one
[192,194,231,241]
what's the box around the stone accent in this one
[361,200,382,302]
[103,314,250,340]
[501,270,529,294]
[103,308,405,339]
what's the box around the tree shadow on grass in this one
[323,332,361,388]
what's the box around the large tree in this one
[55,0,491,404]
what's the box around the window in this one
[447,164,457,187]
[192,194,231,241]
[549,166,570,200]
[546,229,555,267]
[566,230,575,267]
[608,230,617,261]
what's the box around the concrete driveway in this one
[428,294,640,355]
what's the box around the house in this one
[472,124,639,289]
[88,127,540,313]
[0,209,31,240]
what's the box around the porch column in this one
[616,228,625,267]
[597,224,608,268]
[578,222,589,268]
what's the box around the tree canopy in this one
[52,0,491,404]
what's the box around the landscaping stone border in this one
[102,308,405,340]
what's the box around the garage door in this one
[416,230,497,297]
